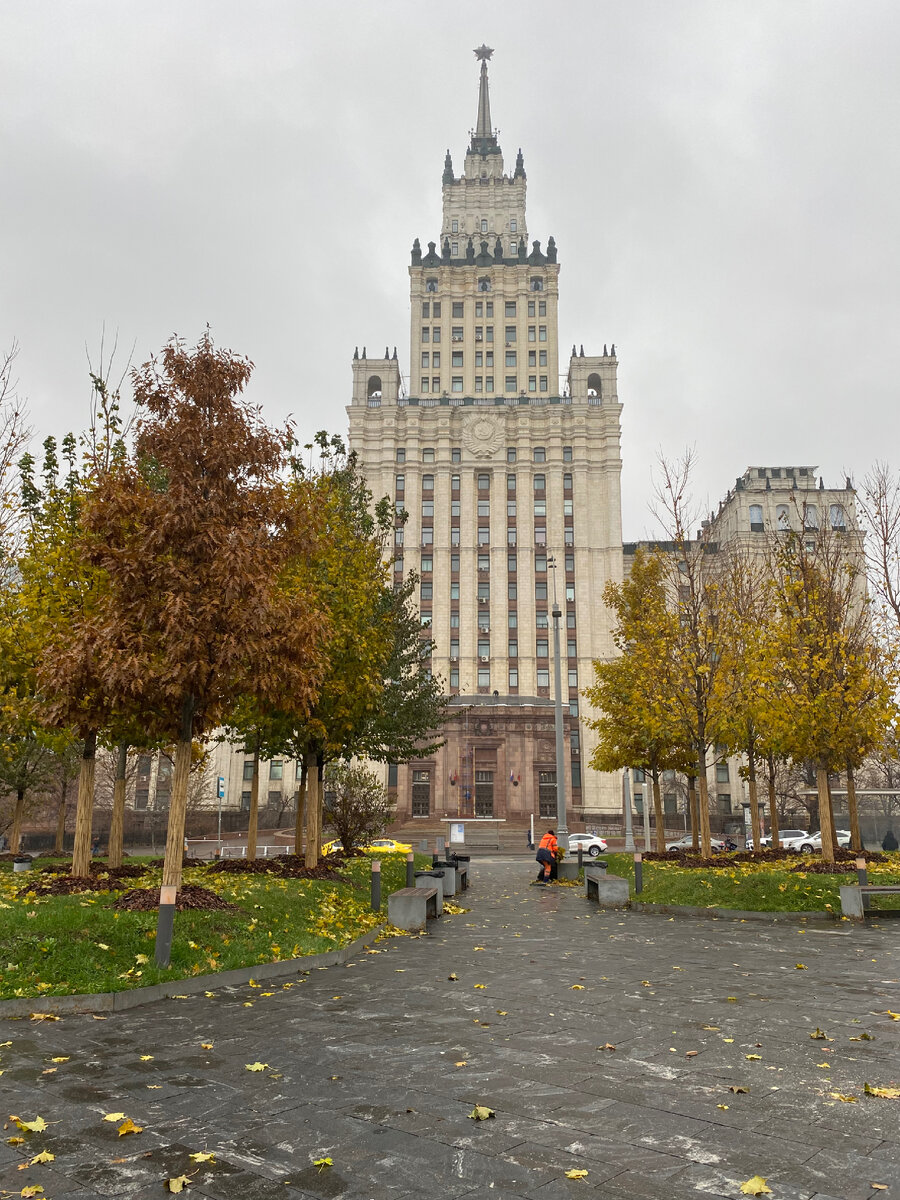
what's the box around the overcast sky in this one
[2,0,898,536]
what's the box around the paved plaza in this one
[1,860,899,1199]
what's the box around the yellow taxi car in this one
[321,837,413,856]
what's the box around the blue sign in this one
[217,776,225,799]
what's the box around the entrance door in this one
[474,770,494,817]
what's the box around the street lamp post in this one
[548,556,568,849]
[623,767,635,852]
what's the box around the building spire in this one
[471,45,499,154]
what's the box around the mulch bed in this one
[39,861,145,878]
[205,855,348,882]
[113,884,239,912]
[643,846,887,869]
[19,873,130,897]
[144,857,207,869]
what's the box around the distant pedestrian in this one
[526,829,534,851]
[882,828,899,851]
[534,828,558,885]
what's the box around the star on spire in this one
[474,44,494,61]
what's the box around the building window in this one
[422,529,434,546]
[563,446,572,462]
[539,376,548,392]
[420,555,433,572]
[508,612,518,628]
[449,667,459,688]
[432,302,441,317]
[534,500,546,517]
[565,553,574,572]
[507,448,517,463]
[534,448,546,463]
[508,582,517,600]
[387,763,398,788]
[269,761,283,780]
[507,501,516,517]
[420,582,433,601]
[422,474,433,491]
[421,302,430,319]
[450,582,459,599]
[535,552,547,572]
[421,502,433,518]
[478,500,490,517]
[477,667,490,687]
[475,376,483,392]
[528,326,536,342]
[432,377,440,391]
[421,327,430,343]
[507,527,517,545]
[530,277,544,291]
[450,553,460,571]
[539,350,547,366]
[243,760,254,781]
[240,791,251,811]
[749,504,764,532]
[534,527,546,545]
[536,638,549,657]
[451,377,463,392]
[421,352,429,369]
[475,351,483,367]
[567,638,577,656]
[508,639,518,657]
[450,612,460,627]
[564,500,573,516]
[564,528,574,546]
[568,669,578,688]
[510,219,517,233]
[477,473,490,490]
[539,325,547,341]
[830,504,846,530]
[432,327,441,344]
[475,769,494,816]
[395,474,405,492]
[412,770,431,816]
[478,553,490,570]
[450,528,460,545]
[528,350,536,367]
[452,301,464,318]
[505,326,516,343]
[528,376,537,392]
[571,763,582,789]
[506,351,517,367]
[486,302,493,317]
[451,501,460,517]
[423,448,435,462]
[509,667,518,687]
[505,376,517,392]
[486,326,493,342]
[478,581,490,600]
[716,762,730,783]
[452,327,463,342]
[420,377,429,393]
[536,582,548,601]
[538,770,556,816]
[566,583,575,602]
[485,376,494,391]
[566,612,575,628]
[451,241,458,256]
[507,474,516,491]
[451,447,461,463]
[539,300,546,316]
[718,794,732,813]
[505,302,516,317]
[452,351,463,368]
[804,504,819,530]
[396,448,406,463]
[451,219,458,233]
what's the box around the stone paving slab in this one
[1,860,898,1198]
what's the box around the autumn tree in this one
[651,453,736,858]
[767,511,895,858]
[583,549,693,851]
[322,761,393,855]
[81,333,326,914]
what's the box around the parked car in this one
[322,837,413,856]
[784,829,852,854]
[566,833,608,857]
[746,829,807,850]
[665,834,727,853]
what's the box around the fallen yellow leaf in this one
[740,1176,772,1196]
[118,1118,143,1136]
[468,1105,495,1120]
[313,1156,333,1171]
[244,1062,268,1072]
[571,985,585,990]
[20,1187,44,1198]
[139,1055,153,1061]
[564,1168,589,1179]
[810,1027,831,1040]
[102,1112,126,1122]
[29,1151,55,1164]
[165,1176,192,1193]
[745,1054,761,1061]
[9,1116,48,1133]
[864,1082,900,1098]
[795,963,807,969]
[829,1092,858,1102]
[189,1151,215,1162]
[50,1057,69,1063]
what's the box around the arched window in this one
[830,504,846,530]
[749,504,764,532]
[776,504,790,530]
[586,372,602,397]
[803,503,819,530]
[367,375,382,399]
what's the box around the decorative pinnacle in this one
[474,44,494,61]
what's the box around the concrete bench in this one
[388,887,439,933]
[414,870,444,915]
[455,863,469,891]
[839,884,900,921]
[585,868,629,907]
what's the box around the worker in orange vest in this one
[534,828,558,885]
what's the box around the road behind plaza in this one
[1,859,899,1200]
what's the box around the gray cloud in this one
[2,0,898,535]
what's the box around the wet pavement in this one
[1,859,899,1199]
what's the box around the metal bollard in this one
[634,851,643,895]
[406,851,415,888]
[371,860,381,911]
[856,856,869,910]
[577,844,584,871]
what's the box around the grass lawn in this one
[0,853,433,1002]
[604,852,900,913]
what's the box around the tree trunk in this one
[766,752,780,848]
[71,730,97,877]
[247,734,260,860]
[697,746,712,857]
[316,759,325,858]
[108,742,129,869]
[747,737,761,854]
[688,775,699,851]
[304,749,318,867]
[846,762,862,852]
[54,778,68,855]
[9,788,25,855]
[816,761,836,864]
[294,759,307,857]
[161,696,195,891]
[651,766,665,853]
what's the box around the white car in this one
[566,833,608,857]
[783,829,851,853]
[665,834,727,853]
[746,829,807,850]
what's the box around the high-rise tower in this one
[348,50,623,831]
